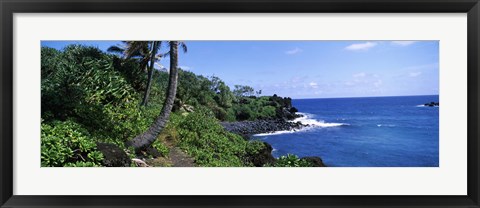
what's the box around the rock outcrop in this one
[221,119,306,139]
[96,142,131,167]
[270,94,301,120]
[246,142,276,167]
[301,156,326,167]
[424,102,439,107]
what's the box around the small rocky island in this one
[424,102,439,107]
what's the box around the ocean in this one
[253,95,439,167]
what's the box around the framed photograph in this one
[1,0,479,207]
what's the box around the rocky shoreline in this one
[220,114,326,167]
[220,118,307,139]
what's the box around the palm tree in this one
[140,41,163,106]
[107,41,150,74]
[127,41,187,151]
[108,41,163,106]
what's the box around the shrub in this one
[258,106,276,119]
[245,140,265,155]
[111,56,147,93]
[41,120,104,167]
[210,105,228,121]
[175,108,249,167]
[152,139,170,157]
[42,45,153,148]
[64,161,102,167]
[234,104,255,120]
[274,154,313,167]
[73,67,149,146]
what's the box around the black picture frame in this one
[1,0,479,207]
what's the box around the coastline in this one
[220,118,307,139]
[220,114,327,167]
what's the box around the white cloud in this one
[344,81,355,86]
[291,76,307,83]
[391,41,417,46]
[285,47,303,55]
[313,90,323,95]
[309,82,319,89]
[353,72,366,78]
[409,72,422,77]
[373,80,383,87]
[344,73,383,89]
[345,42,377,51]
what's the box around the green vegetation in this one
[174,70,296,121]
[41,43,310,167]
[151,139,170,157]
[41,45,161,166]
[272,154,313,167]
[172,108,266,166]
[41,120,104,167]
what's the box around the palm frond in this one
[154,41,163,52]
[107,46,124,54]
[167,41,187,53]
[156,51,170,59]
[179,42,188,53]
[124,41,149,59]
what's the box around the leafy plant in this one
[274,154,313,167]
[152,139,170,157]
[175,108,249,167]
[41,44,304,168]
[64,161,102,167]
[41,120,104,167]
[245,140,265,155]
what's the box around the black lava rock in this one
[146,146,163,158]
[246,142,276,167]
[221,119,307,138]
[96,142,131,167]
[301,156,326,167]
[289,107,299,113]
[424,102,439,107]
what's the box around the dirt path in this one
[147,136,195,167]
[168,147,195,167]
[164,135,195,167]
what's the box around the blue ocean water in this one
[253,95,439,167]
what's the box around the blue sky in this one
[42,40,439,99]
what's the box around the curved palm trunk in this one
[140,41,158,106]
[127,41,179,151]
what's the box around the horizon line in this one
[289,94,439,100]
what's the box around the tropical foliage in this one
[41,120,104,167]
[41,43,310,167]
[273,154,313,167]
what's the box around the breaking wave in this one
[416,104,439,107]
[254,113,348,136]
[254,130,302,136]
[292,113,348,128]
[377,124,396,127]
